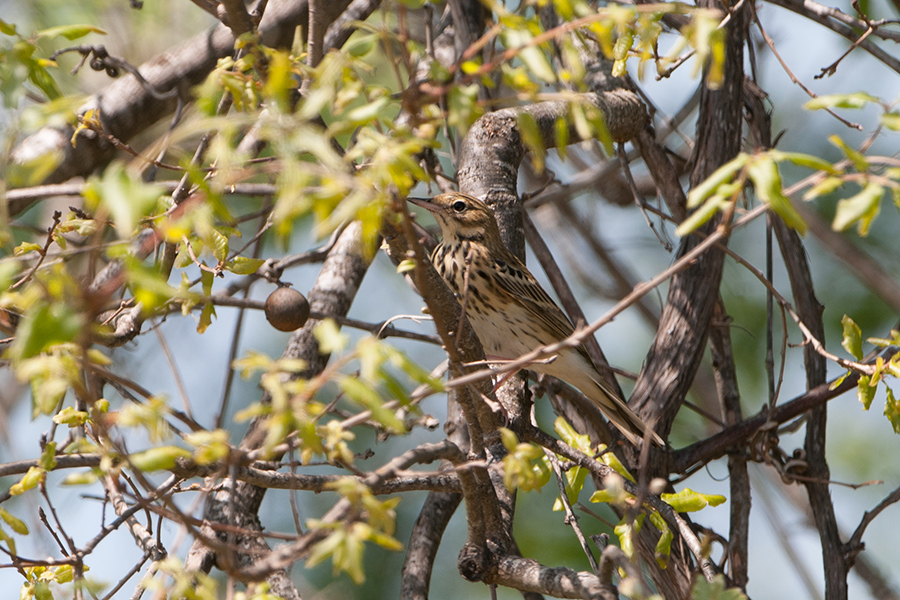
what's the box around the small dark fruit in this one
[265,287,310,332]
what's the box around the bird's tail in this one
[585,377,663,447]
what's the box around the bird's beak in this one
[407,197,436,212]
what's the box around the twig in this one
[546,452,599,573]
[750,3,861,130]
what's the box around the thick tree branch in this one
[774,217,847,600]
[9,0,350,215]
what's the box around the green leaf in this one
[40,441,58,471]
[209,228,229,262]
[197,301,215,334]
[2,149,63,187]
[345,33,377,57]
[881,112,900,131]
[841,315,863,360]
[747,156,806,234]
[500,27,556,85]
[185,429,230,465]
[128,446,191,471]
[686,153,748,208]
[517,112,546,173]
[661,488,726,512]
[124,257,180,311]
[14,242,42,256]
[446,83,482,132]
[691,574,748,600]
[554,116,569,159]
[829,135,869,172]
[9,466,45,495]
[0,508,29,535]
[867,330,900,348]
[858,374,876,410]
[554,417,594,454]
[613,514,643,558]
[343,95,390,126]
[10,302,83,361]
[770,151,840,175]
[675,195,728,237]
[225,256,265,275]
[832,182,883,235]
[314,319,348,354]
[53,406,90,427]
[649,510,672,568]
[396,259,416,273]
[339,377,406,434]
[804,92,879,110]
[36,24,106,40]
[61,470,99,486]
[0,19,17,35]
[802,176,844,201]
[884,387,900,434]
[499,427,519,453]
[84,163,163,239]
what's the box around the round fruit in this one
[265,287,310,332]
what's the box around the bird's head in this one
[408,193,502,243]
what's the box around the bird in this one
[408,192,662,446]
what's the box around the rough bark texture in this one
[709,300,750,590]
[400,491,463,600]
[624,2,749,595]
[457,91,647,258]
[774,220,847,600]
[629,3,749,440]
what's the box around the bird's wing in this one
[491,254,604,367]
[491,255,577,340]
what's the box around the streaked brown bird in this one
[409,192,661,446]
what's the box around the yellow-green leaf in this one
[802,176,844,201]
[53,406,90,427]
[517,112,546,173]
[829,135,869,172]
[882,112,900,131]
[9,302,84,361]
[36,24,106,40]
[747,156,806,234]
[675,195,728,237]
[858,374,876,410]
[686,153,748,209]
[314,319,348,354]
[805,92,879,110]
[396,259,416,273]
[770,151,840,175]
[39,441,57,471]
[128,446,191,472]
[14,242,42,256]
[661,488,726,512]
[61,470,99,486]
[84,162,163,239]
[841,315,863,360]
[0,508,29,535]
[225,256,265,275]
[339,377,406,434]
[691,574,749,600]
[832,182,883,235]
[649,510,672,568]
[10,466,45,495]
[884,387,900,434]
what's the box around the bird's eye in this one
[451,200,467,212]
